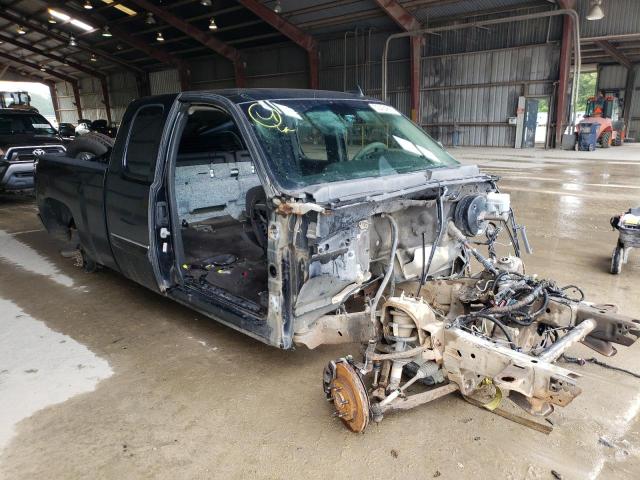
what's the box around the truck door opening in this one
[171,104,268,313]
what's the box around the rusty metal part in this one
[464,396,553,435]
[328,362,370,433]
[538,319,596,362]
[380,383,458,414]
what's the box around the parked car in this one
[75,118,117,138]
[36,89,639,432]
[0,109,65,193]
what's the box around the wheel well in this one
[40,198,75,242]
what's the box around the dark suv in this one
[0,109,65,193]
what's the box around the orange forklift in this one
[576,91,625,150]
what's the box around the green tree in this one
[576,72,598,111]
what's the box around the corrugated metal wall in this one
[149,69,181,95]
[598,64,640,141]
[53,79,107,124]
[422,43,559,146]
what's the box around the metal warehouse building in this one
[0,0,639,148]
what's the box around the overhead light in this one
[48,9,94,31]
[48,15,57,24]
[69,34,77,47]
[40,65,46,72]
[17,25,26,35]
[116,43,124,50]
[114,4,136,15]
[71,19,94,31]
[200,0,212,6]
[156,31,165,42]
[49,9,70,22]
[145,12,156,25]
[586,0,605,21]
[84,1,93,9]
[101,26,112,37]
[274,0,282,14]
[209,17,218,30]
[90,53,97,62]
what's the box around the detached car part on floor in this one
[35,89,640,434]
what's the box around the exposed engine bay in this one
[270,170,640,433]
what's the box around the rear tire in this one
[66,132,114,160]
[601,131,611,148]
[610,245,623,274]
[613,134,624,146]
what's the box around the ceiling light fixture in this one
[90,53,97,62]
[145,12,156,25]
[586,0,605,20]
[84,0,93,9]
[273,0,282,14]
[156,31,165,42]
[48,15,57,24]
[209,17,218,30]
[116,43,124,50]
[48,9,70,22]
[69,34,77,47]
[40,65,46,72]
[70,19,94,31]
[200,0,212,6]
[17,25,26,35]
[102,26,112,37]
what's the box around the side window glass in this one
[124,105,165,181]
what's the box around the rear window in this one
[0,112,56,135]
[124,105,165,181]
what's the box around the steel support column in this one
[623,66,636,136]
[410,36,421,122]
[46,81,61,124]
[374,0,422,120]
[100,78,112,124]
[555,0,576,147]
[72,81,82,120]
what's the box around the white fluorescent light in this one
[70,19,94,31]
[48,9,70,22]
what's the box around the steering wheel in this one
[352,142,387,161]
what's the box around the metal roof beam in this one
[373,0,421,31]
[46,1,186,73]
[0,49,77,84]
[595,40,633,69]
[0,9,143,74]
[126,0,246,87]
[0,32,106,80]
[235,0,319,88]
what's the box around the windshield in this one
[0,112,56,136]
[239,98,458,189]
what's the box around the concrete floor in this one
[1,144,640,480]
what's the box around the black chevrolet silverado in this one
[0,109,66,192]
[37,89,639,432]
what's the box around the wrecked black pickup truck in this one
[37,89,640,432]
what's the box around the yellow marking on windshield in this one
[247,102,295,133]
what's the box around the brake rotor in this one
[327,361,370,433]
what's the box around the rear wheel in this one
[66,132,114,160]
[613,133,624,146]
[601,131,611,148]
[610,245,623,274]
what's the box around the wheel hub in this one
[326,361,370,433]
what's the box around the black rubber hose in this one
[460,314,516,350]
[416,188,444,297]
[484,284,545,315]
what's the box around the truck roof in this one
[142,88,378,105]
